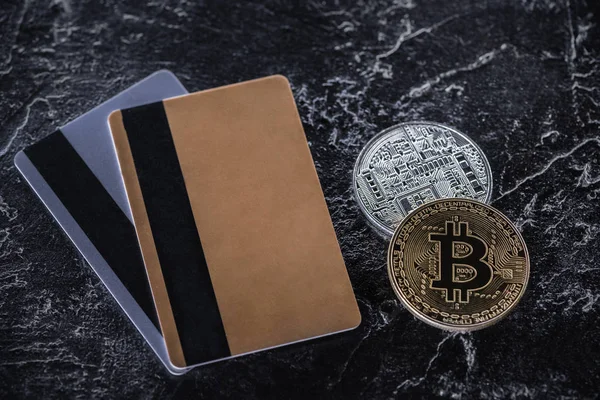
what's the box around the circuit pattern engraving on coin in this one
[387,199,529,331]
[353,122,492,236]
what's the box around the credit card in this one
[109,75,361,368]
[14,70,190,375]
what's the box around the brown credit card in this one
[108,75,361,368]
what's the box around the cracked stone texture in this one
[1,0,599,398]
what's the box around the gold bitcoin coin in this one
[387,198,530,331]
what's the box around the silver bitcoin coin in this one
[353,122,492,237]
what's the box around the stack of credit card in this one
[15,71,360,374]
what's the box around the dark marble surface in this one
[1,0,599,398]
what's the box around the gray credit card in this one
[14,70,189,375]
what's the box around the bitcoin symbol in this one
[429,220,493,303]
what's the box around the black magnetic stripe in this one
[121,102,230,365]
[23,131,160,330]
